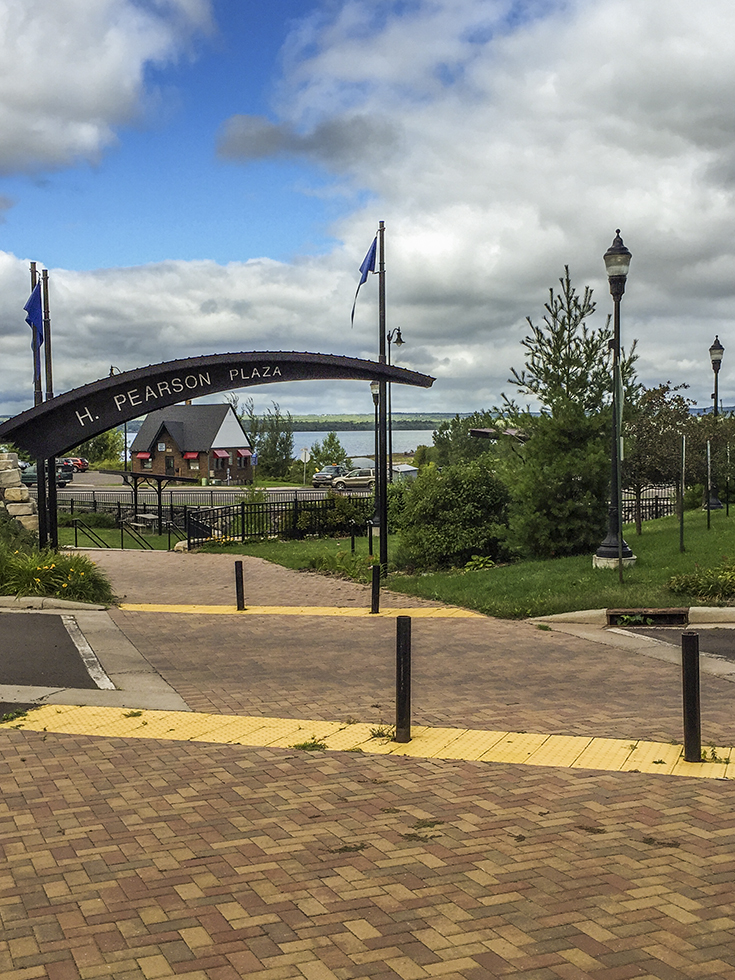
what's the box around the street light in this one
[109,365,128,470]
[594,231,635,578]
[707,336,724,511]
[387,327,405,482]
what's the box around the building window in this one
[188,459,199,471]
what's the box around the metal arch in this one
[0,351,435,459]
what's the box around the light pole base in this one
[593,554,637,570]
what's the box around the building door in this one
[165,456,175,475]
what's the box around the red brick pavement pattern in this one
[2,732,735,980]
[104,606,735,746]
[88,551,735,744]
[85,551,442,610]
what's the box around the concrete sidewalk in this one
[2,549,735,980]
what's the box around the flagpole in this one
[377,221,388,573]
[42,269,58,548]
[30,263,42,408]
[42,270,53,399]
[29,262,48,547]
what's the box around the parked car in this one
[332,468,376,491]
[312,464,349,488]
[60,456,89,472]
[20,460,74,488]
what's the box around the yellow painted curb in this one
[118,603,483,618]
[2,705,731,779]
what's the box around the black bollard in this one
[395,616,411,742]
[681,631,701,763]
[370,562,380,614]
[235,560,245,611]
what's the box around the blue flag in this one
[24,283,44,352]
[351,236,377,325]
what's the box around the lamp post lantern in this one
[387,327,405,482]
[594,231,635,579]
[707,336,724,511]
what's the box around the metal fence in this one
[621,485,677,524]
[186,494,374,547]
[50,487,330,512]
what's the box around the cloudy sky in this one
[1,0,734,420]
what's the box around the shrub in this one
[392,456,509,570]
[386,480,410,528]
[669,559,735,603]
[308,552,379,583]
[682,484,705,511]
[57,511,117,528]
[89,456,124,471]
[0,548,116,603]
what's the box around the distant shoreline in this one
[290,420,439,432]
[289,414,460,432]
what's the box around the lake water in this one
[127,428,435,460]
[294,429,434,459]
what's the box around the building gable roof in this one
[130,405,251,453]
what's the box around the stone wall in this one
[0,452,39,533]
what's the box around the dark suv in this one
[20,460,74,488]
[312,464,349,489]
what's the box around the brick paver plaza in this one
[2,550,735,979]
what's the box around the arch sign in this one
[0,351,434,459]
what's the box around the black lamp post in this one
[710,336,724,415]
[370,381,380,527]
[595,231,634,578]
[708,336,724,510]
[387,327,405,482]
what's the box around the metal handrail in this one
[72,519,111,549]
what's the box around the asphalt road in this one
[625,626,735,661]
[0,613,97,689]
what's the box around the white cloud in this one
[0,0,212,174]
[4,0,735,420]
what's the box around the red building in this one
[129,404,254,484]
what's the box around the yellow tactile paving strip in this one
[3,704,733,779]
[119,603,482,617]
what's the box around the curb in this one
[0,596,108,611]
[530,607,735,625]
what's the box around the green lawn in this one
[388,510,735,618]
[59,526,175,551]
[60,509,735,619]
[195,510,735,618]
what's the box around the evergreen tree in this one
[241,398,294,479]
[257,402,294,478]
[501,403,610,557]
[500,267,638,559]
[309,432,351,472]
[432,410,498,466]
